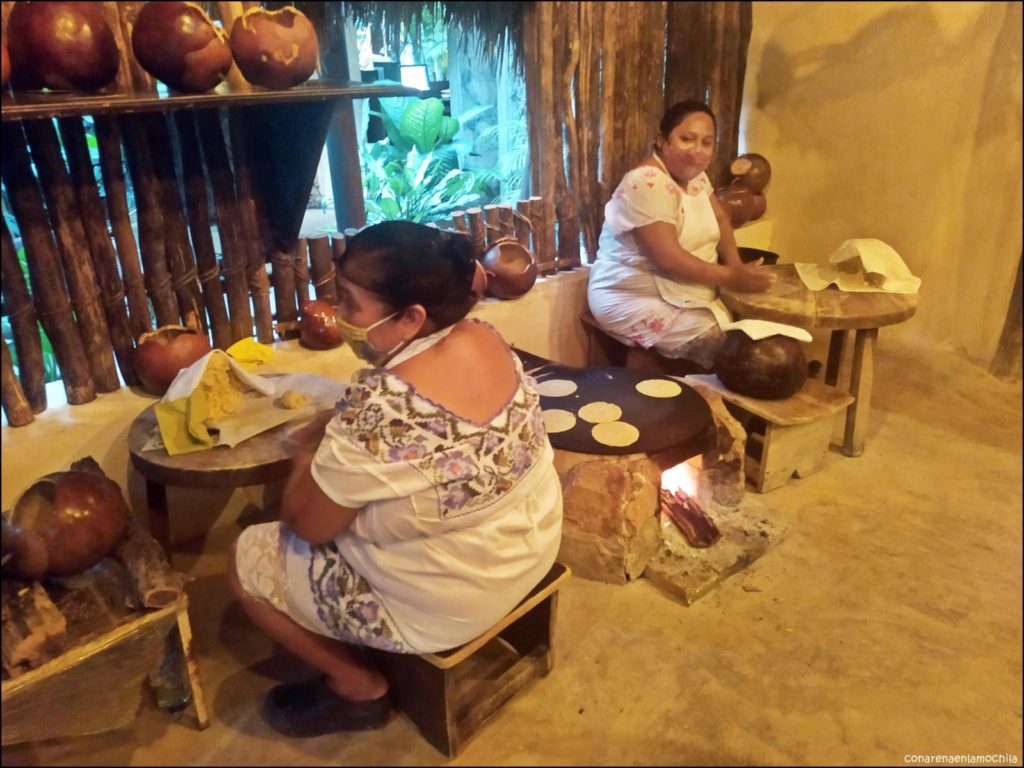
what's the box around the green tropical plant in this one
[360,95,493,224]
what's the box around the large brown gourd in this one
[3,471,129,580]
[229,6,318,89]
[299,299,343,350]
[480,240,538,300]
[714,331,807,400]
[7,2,119,91]
[131,1,232,93]
[133,324,212,395]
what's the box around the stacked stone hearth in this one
[553,390,785,605]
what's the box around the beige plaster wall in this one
[741,1,1022,368]
[0,268,590,541]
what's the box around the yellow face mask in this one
[335,310,403,362]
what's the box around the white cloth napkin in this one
[794,239,921,294]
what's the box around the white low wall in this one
[1,267,591,543]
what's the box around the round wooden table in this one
[719,263,918,457]
[128,404,306,557]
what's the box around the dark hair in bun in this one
[340,221,478,330]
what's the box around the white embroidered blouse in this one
[304,320,563,653]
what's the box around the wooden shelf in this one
[0,78,418,122]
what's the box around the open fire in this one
[660,460,721,548]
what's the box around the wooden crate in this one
[1,595,207,745]
[685,374,854,493]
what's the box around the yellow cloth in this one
[154,398,211,456]
[225,338,273,370]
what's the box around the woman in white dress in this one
[227,222,563,737]
[587,100,775,368]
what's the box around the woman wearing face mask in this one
[226,221,562,737]
[587,100,775,368]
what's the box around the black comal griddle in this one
[513,348,715,458]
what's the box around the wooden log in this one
[498,205,515,240]
[576,1,600,262]
[0,124,95,405]
[114,2,156,92]
[330,233,346,299]
[173,110,233,350]
[142,113,206,335]
[515,200,533,253]
[307,235,338,304]
[293,237,311,309]
[451,210,469,234]
[556,2,582,271]
[113,515,187,609]
[49,558,135,644]
[194,109,253,343]
[1,580,67,680]
[1,337,33,427]
[120,117,183,329]
[93,117,152,339]
[599,3,620,204]
[57,117,139,386]
[228,111,275,343]
[466,208,487,257]
[1,219,46,412]
[68,457,186,610]
[23,119,121,393]
[98,2,133,92]
[483,204,502,247]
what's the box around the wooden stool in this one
[580,308,707,375]
[684,374,854,493]
[368,562,571,757]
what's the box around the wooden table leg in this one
[825,330,848,387]
[842,328,877,457]
[145,478,172,560]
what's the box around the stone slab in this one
[643,495,786,606]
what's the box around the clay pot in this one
[8,2,119,92]
[299,299,343,350]
[714,331,807,400]
[480,240,538,300]
[729,153,772,194]
[132,1,233,93]
[229,6,318,89]
[2,40,10,89]
[715,183,755,229]
[750,193,767,221]
[133,325,212,395]
[4,471,129,578]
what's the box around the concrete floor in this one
[3,337,1022,766]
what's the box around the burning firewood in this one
[660,488,721,548]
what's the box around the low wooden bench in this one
[368,562,571,757]
[684,374,854,493]
[579,307,707,375]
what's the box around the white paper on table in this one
[794,238,921,294]
[720,318,812,343]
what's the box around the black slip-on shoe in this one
[261,676,391,738]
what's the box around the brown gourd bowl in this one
[229,6,319,90]
[714,331,807,400]
[480,240,538,300]
[133,325,212,396]
[132,1,233,93]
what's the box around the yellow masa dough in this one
[542,409,577,434]
[635,378,682,398]
[577,401,622,424]
[591,421,640,448]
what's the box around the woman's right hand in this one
[723,259,776,293]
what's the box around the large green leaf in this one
[400,99,445,154]
[437,116,460,145]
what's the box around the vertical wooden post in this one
[451,211,469,235]
[307,235,338,304]
[498,205,515,240]
[466,208,486,257]
[120,116,185,329]
[23,119,121,392]
[483,204,502,246]
[194,109,253,343]
[227,110,274,343]
[94,116,152,339]
[57,116,139,385]
[1,337,33,427]
[114,2,156,92]
[0,219,46,412]
[1,123,95,405]
[515,200,533,254]
[173,110,233,350]
[293,238,311,310]
[330,233,346,299]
